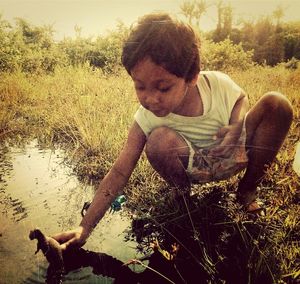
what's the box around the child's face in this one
[131,57,190,117]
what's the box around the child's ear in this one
[188,73,199,87]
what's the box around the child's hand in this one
[52,226,88,251]
[211,123,242,157]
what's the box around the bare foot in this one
[236,190,257,207]
[236,189,265,215]
[245,200,265,215]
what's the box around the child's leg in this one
[145,126,191,191]
[237,92,293,208]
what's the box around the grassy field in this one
[0,65,299,283]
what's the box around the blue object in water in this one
[110,195,126,213]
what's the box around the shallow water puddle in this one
[0,140,137,283]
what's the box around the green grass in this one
[0,65,299,283]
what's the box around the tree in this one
[212,2,233,42]
[272,5,285,30]
[180,0,208,29]
[180,0,195,24]
[223,5,233,37]
[283,21,300,60]
[194,0,208,28]
[240,20,255,51]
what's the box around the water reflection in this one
[0,140,137,283]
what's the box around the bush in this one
[201,38,254,71]
[0,16,68,74]
[59,22,128,73]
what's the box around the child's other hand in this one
[52,226,88,251]
[211,123,242,157]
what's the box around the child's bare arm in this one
[53,122,146,249]
[212,92,249,156]
[229,92,249,125]
[80,122,146,232]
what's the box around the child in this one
[53,13,293,250]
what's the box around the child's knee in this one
[145,127,188,160]
[261,92,293,121]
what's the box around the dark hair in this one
[122,13,200,82]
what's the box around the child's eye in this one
[135,85,145,91]
[158,86,172,93]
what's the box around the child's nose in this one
[144,90,160,105]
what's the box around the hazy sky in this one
[0,0,299,40]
